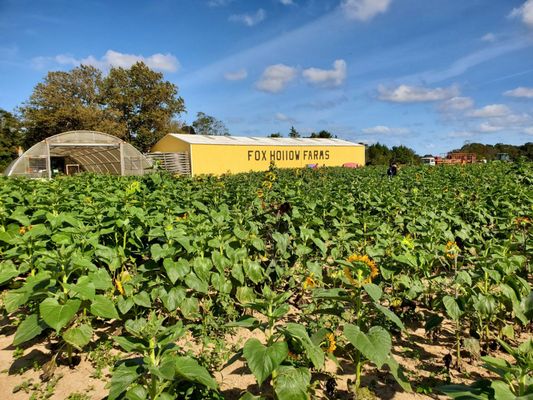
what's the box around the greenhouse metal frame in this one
[4,130,152,178]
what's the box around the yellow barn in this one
[149,134,365,175]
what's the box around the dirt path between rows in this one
[0,315,526,400]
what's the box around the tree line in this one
[0,63,231,170]
[365,143,420,165]
[1,63,532,171]
[268,127,335,139]
[452,142,533,162]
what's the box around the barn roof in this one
[167,133,362,146]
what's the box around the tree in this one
[20,65,122,147]
[268,132,282,138]
[179,125,196,134]
[390,145,420,164]
[366,143,391,165]
[365,143,420,165]
[453,142,533,161]
[519,142,533,161]
[191,112,229,136]
[0,109,22,170]
[309,130,333,138]
[20,62,185,152]
[102,62,185,151]
[288,126,300,138]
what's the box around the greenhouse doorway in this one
[50,156,81,176]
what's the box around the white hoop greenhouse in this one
[4,130,152,178]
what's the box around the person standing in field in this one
[387,162,398,178]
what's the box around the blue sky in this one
[1,0,533,155]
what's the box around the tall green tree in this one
[519,142,533,161]
[102,62,185,151]
[191,112,229,136]
[0,109,22,170]
[20,62,185,152]
[19,65,122,147]
[390,145,420,164]
[288,126,300,138]
[366,143,420,165]
[366,143,391,165]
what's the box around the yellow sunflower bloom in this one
[262,180,273,190]
[302,273,317,290]
[445,241,460,259]
[266,171,277,182]
[326,333,336,354]
[114,279,125,295]
[344,254,379,285]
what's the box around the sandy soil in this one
[0,311,528,400]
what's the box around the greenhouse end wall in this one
[4,130,152,178]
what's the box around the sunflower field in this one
[0,162,531,400]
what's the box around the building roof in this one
[167,133,362,147]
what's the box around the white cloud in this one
[510,0,533,28]
[478,122,503,132]
[361,125,410,135]
[481,33,496,42]
[302,59,347,87]
[442,100,533,136]
[471,112,532,133]
[466,104,511,118]
[377,84,459,103]
[439,96,474,112]
[32,50,180,72]
[504,86,533,98]
[524,127,533,135]
[229,9,266,27]
[256,64,297,93]
[490,112,532,126]
[279,0,294,5]
[224,68,248,81]
[275,112,296,123]
[341,0,391,21]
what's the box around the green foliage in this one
[102,62,185,151]
[19,65,121,147]
[366,142,391,165]
[309,130,333,138]
[192,112,229,136]
[243,339,288,385]
[366,142,420,165]
[0,163,531,398]
[288,126,300,138]
[391,145,420,165]
[454,142,533,161]
[109,313,218,400]
[344,325,391,368]
[0,109,22,171]
[19,62,185,152]
[439,339,533,399]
